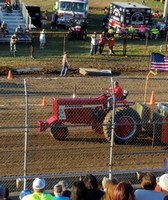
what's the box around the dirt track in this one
[0,76,168,179]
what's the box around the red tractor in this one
[37,90,142,144]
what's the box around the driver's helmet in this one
[123,90,128,97]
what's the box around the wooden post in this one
[123,36,127,56]
[165,30,168,51]
[30,34,35,59]
[63,33,66,53]
[145,32,149,51]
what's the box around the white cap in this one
[158,174,168,192]
[32,178,46,190]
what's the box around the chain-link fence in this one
[0,76,168,193]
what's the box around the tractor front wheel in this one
[50,123,68,140]
[103,107,142,144]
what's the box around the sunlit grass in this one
[0,0,165,72]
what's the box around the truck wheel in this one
[50,123,68,140]
[103,107,142,144]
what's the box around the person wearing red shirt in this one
[114,81,123,99]
[107,81,124,109]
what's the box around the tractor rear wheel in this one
[50,123,68,140]
[103,107,142,144]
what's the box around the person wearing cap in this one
[39,29,46,49]
[99,32,106,55]
[90,32,99,56]
[155,174,168,198]
[22,177,53,200]
[53,184,69,200]
[19,189,32,200]
[57,180,71,198]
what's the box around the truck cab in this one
[56,0,89,26]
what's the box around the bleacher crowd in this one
[0,172,168,200]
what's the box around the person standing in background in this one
[50,11,58,30]
[108,34,115,55]
[10,33,17,56]
[41,10,48,28]
[90,32,99,56]
[39,29,46,49]
[60,51,69,77]
[99,32,106,55]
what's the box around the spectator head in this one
[32,177,46,191]
[19,189,32,200]
[53,184,62,196]
[0,186,4,198]
[158,174,168,193]
[103,178,119,199]
[58,180,68,190]
[4,188,9,199]
[113,182,135,200]
[141,172,157,190]
[82,174,98,190]
[71,181,88,200]
[94,32,97,35]
[102,177,110,191]
[114,81,119,86]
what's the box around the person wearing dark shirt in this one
[82,174,104,200]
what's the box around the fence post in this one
[109,78,116,179]
[63,33,66,53]
[24,79,29,189]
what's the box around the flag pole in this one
[144,70,158,104]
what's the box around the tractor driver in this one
[108,81,124,100]
[114,81,124,99]
[107,81,124,108]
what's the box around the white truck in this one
[55,0,89,26]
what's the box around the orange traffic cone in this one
[41,96,47,107]
[7,70,12,79]
[149,91,155,105]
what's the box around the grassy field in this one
[0,0,166,75]
[23,0,164,12]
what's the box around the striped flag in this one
[150,52,168,72]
